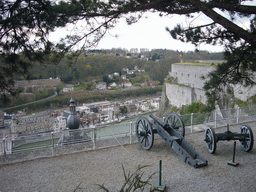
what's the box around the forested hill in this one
[26,49,224,84]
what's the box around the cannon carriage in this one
[135,113,208,168]
[204,124,254,154]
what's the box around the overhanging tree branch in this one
[189,0,256,46]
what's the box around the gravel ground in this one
[0,122,256,192]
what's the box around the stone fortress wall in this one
[166,83,206,108]
[166,62,256,108]
[169,64,216,89]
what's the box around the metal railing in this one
[181,106,256,133]
[1,105,256,164]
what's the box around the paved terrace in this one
[0,122,256,192]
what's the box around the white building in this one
[108,82,117,89]
[53,116,67,132]
[150,98,161,109]
[77,106,90,113]
[63,84,74,92]
[140,102,151,111]
[122,82,132,88]
[121,75,127,80]
[96,82,107,90]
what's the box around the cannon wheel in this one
[240,125,254,152]
[165,113,185,137]
[205,126,217,154]
[135,117,154,150]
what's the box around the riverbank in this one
[2,86,163,114]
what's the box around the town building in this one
[14,78,61,92]
[63,84,74,92]
[96,82,107,90]
[11,112,54,138]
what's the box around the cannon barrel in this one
[149,114,169,129]
[136,113,208,168]
[148,113,207,168]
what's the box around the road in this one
[1,92,58,111]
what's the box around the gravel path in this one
[0,122,256,192]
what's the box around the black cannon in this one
[135,113,208,168]
[204,124,254,154]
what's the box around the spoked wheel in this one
[165,113,185,137]
[205,126,217,154]
[135,117,154,150]
[240,125,254,152]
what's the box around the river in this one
[86,111,157,139]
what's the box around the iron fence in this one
[1,105,256,164]
[181,106,256,133]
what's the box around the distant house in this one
[126,104,137,113]
[53,116,66,132]
[121,75,126,80]
[122,68,129,73]
[122,82,132,88]
[150,97,161,109]
[77,106,90,114]
[96,82,107,90]
[88,105,98,113]
[63,84,74,92]
[108,82,117,89]
[108,74,113,79]
[140,102,151,111]
[83,101,112,113]
[127,70,134,75]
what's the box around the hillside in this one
[20,49,224,85]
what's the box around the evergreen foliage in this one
[1,0,255,108]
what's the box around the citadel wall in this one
[169,64,215,89]
[166,83,207,108]
[166,63,256,108]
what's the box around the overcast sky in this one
[50,1,255,53]
[96,13,223,52]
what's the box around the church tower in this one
[67,97,80,129]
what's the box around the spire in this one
[69,96,76,115]
[67,96,80,129]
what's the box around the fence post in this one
[92,127,96,150]
[214,110,217,128]
[236,107,240,124]
[191,113,193,133]
[130,122,132,144]
[3,137,6,162]
[51,132,54,157]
